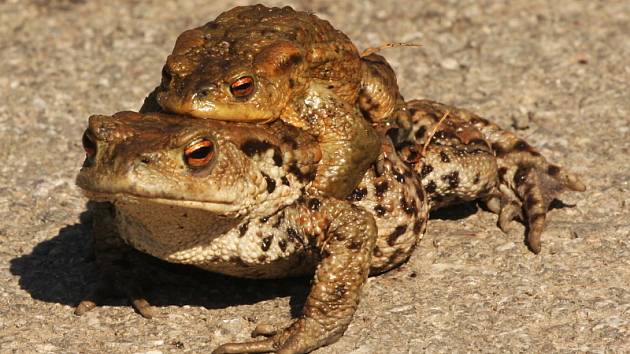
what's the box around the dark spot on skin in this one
[289,53,303,66]
[491,143,506,157]
[375,181,389,197]
[241,139,283,166]
[473,173,481,184]
[333,231,345,242]
[259,215,270,223]
[425,180,437,194]
[401,197,418,215]
[420,164,434,179]
[308,198,321,211]
[440,151,450,163]
[373,246,383,257]
[335,284,347,297]
[442,171,460,189]
[258,254,268,262]
[409,271,417,278]
[434,130,455,140]
[287,227,299,239]
[272,151,283,166]
[415,125,427,140]
[288,161,316,182]
[374,205,386,217]
[281,134,298,149]
[276,53,303,72]
[498,167,508,180]
[281,176,290,186]
[387,225,407,246]
[346,187,367,201]
[513,140,529,151]
[261,172,276,194]
[513,164,531,187]
[288,78,296,89]
[403,148,420,164]
[328,85,334,89]
[261,235,273,252]
[547,165,560,176]
[393,170,405,183]
[278,239,287,252]
[238,222,249,237]
[287,227,307,251]
[413,219,424,234]
[348,239,362,251]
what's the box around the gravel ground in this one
[1,0,629,353]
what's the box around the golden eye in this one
[82,131,96,157]
[184,139,214,168]
[229,76,255,98]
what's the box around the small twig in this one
[361,42,422,57]
[417,110,450,228]
[421,110,450,157]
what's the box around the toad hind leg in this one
[400,99,586,253]
[212,200,377,354]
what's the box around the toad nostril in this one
[195,84,217,99]
[139,154,152,164]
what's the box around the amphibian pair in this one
[75,4,585,354]
[76,99,584,353]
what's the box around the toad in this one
[142,5,405,199]
[75,100,584,353]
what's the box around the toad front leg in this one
[288,85,382,199]
[75,201,155,318]
[213,200,377,354]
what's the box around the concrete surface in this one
[1,0,629,353]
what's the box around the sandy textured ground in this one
[1,0,629,353]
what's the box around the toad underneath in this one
[76,100,584,353]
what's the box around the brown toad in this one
[75,100,584,353]
[143,4,405,199]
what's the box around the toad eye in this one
[184,139,214,168]
[82,131,96,158]
[229,76,255,98]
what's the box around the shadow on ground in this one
[10,200,574,317]
[9,208,309,318]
